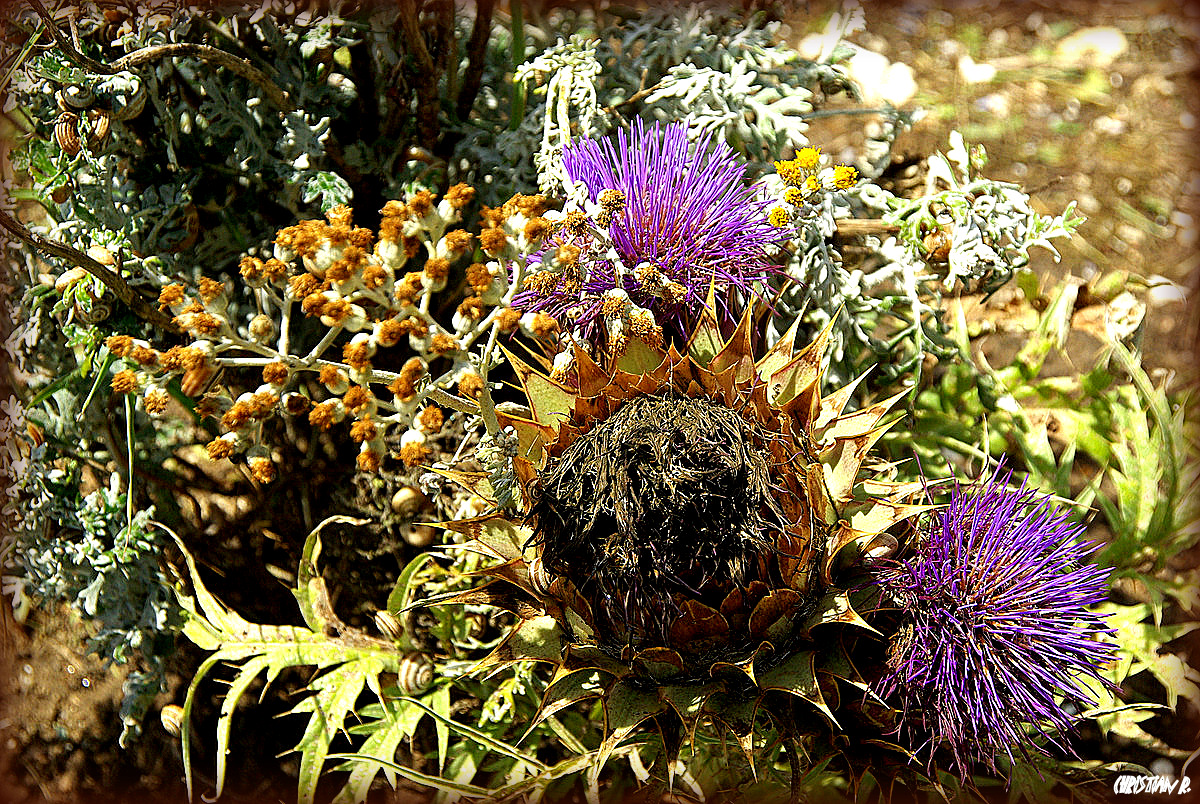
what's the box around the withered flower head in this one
[443,312,922,777]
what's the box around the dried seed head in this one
[205,435,237,461]
[110,369,139,395]
[248,456,276,484]
[528,393,788,649]
[356,444,383,473]
[143,388,172,416]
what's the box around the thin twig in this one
[110,44,294,111]
[26,0,293,112]
[834,219,901,237]
[26,0,113,74]
[454,0,495,122]
[396,0,443,145]
[0,207,181,334]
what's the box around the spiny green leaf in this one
[525,668,613,741]
[687,316,723,368]
[590,681,667,796]
[292,661,372,804]
[501,345,576,431]
[801,590,880,637]
[614,335,665,375]
[756,650,837,727]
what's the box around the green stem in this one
[124,393,135,541]
[507,2,526,131]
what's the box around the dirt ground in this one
[1,2,1197,803]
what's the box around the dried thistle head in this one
[440,309,926,784]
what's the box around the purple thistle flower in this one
[514,119,785,346]
[872,461,1114,780]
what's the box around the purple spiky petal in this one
[872,460,1115,779]
[513,119,785,343]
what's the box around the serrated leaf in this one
[216,654,273,799]
[429,683,451,774]
[329,750,491,801]
[394,695,545,769]
[386,552,437,617]
[293,662,371,804]
[614,336,665,375]
[501,345,576,431]
[296,516,369,633]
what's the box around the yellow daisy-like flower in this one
[804,174,821,195]
[768,206,792,227]
[832,164,859,190]
[773,157,806,187]
[784,186,804,206]
[795,146,822,169]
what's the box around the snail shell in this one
[58,84,95,109]
[110,83,147,121]
[85,109,112,149]
[54,266,88,295]
[54,114,82,157]
[397,653,433,693]
[181,362,217,397]
[528,555,553,597]
[160,704,185,738]
[281,392,310,416]
[374,609,405,642]
[86,245,116,266]
[863,533,899,561]
[76,291,112,323]
[404,525,436,548]
[390,486,427,518]
[922,227,953,263]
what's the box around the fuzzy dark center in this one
[528,393,788,648]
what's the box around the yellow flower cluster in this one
[771,144,861,226]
